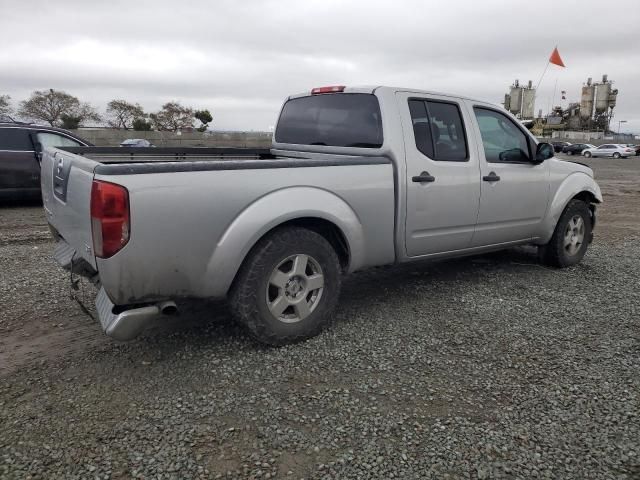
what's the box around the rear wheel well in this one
[274,218,350,271]
[234,218,350,281]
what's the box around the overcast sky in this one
[1,0,639,133]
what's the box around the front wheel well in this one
[570,191,598,228]
[572,191,599,205]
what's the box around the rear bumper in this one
[53,239,170,341]
[96,288,164,341]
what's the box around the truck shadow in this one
[131,245,546,350]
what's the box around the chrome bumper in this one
[96,288,164,341]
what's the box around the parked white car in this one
[583,144,635,158]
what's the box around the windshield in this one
[275,93,383,148]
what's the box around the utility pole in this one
[617,120,627,141]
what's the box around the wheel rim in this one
[266,254,324,323]
[614,153,620,158]
[563,215,585,256]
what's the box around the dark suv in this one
[0,121,91,198]
[551,141,572,153]
[562,143,595,156]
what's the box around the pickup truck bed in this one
[42,146,396,340]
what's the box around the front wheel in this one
[567,150,573,155]
[229,226,342,346]
[539,199,592,267]
[584,151,592,157]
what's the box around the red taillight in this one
[90,180,130,258]
[311,85,346,94]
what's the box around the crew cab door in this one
[397,92,481,256]
[469,105,549,246]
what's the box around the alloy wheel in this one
[266,254,324,323]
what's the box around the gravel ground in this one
[1,156,639,479]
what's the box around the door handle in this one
[412,172,436,183]
[482,172,500,182]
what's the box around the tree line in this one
[0,90,212,132]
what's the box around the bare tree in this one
[150,101,194,132]
[18,89,101,127]
[0,95,12,116]
[107,99,145,130]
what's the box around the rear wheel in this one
[567,150,573,155]
[229,226,342,346]
[539,199,592,267]
[584,151,592,157]
[613,152,621,159]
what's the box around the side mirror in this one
[535,142,554,162]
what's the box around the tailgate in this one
[41,147,98,270]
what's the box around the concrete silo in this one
[580,78,595,120]
[521,80,536,119]
[509,81,523,115]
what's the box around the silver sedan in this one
[583,144,635,158]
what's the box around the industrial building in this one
[504,74,619,138]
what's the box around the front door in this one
[398,92,481,257]
[470,106,550,246]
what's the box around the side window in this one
[408,99,468,162]
[0,128,33,151]
[473,108,531,163]
[36,132,82,149]
[408,100,434,158]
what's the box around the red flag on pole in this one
[549,47,565,67]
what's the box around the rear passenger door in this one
[0,127,39,191]
[470,106,550,246]
[398,92,481,257]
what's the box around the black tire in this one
[567,150,573,155]
[613,152,621,159]
[539,199,592,268]
[229,226,342,346]
[584,151,592,158]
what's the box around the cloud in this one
[1,0,639,132]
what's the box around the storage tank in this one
[509,86,522,114]
[595,82,611,113]
[521,88,535,119]
[580,83,595,119]
[504,93,511,110]
[608,89,618,109]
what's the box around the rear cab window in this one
[0,128,33,151]
[274,93,383,148]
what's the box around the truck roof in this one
[288,85,493,106]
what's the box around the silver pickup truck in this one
[42,85,602,345]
